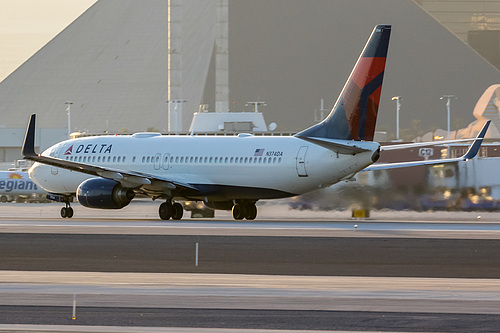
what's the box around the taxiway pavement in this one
[1,202,500,331]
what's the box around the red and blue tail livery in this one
[297,25,391,141]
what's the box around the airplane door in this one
[296,146,308,177]
[154,153,161,170]
[162,153,170,170]
[51,146,61,175]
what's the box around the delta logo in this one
[64,145,73,155]
[8,173,23,179]
[63,144,113,155]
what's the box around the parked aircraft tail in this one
[296,25,391,141]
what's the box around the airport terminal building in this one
[1,0,500,163]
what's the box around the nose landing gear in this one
[159,201,183,220]
[60,202,73,218]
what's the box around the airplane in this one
[0,170,46,203]
[21,25,490,220]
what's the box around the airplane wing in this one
[364,120,490,171]
[22,114,198,192]
[380,138,476,151]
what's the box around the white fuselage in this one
[29,133,379,200]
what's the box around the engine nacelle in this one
[77,178,134,209]
[203,200,233,211]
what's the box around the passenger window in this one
[225,157,228,163]
[175,156,179,163]
[117,156,121,163]
[142,156,145,163]
[147,156,150,163]
[230,157,234,163]
[214,157,218,163]
[180,157,184,163]
[204,157,208,163]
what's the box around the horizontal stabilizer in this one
[299,137,371,154]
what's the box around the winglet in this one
[22,114,37,157]
[462,120,490,160]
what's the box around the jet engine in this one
[77,178,135,209]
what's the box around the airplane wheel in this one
[172,202,183,220]
[245,204,257,220]
[159,202,173,220]
[232,203,246,220]
[1,195,7,203]
[61,207,74,218]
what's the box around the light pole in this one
[65,101,73,139]
[391,96,402,141]
[440,95,457,140]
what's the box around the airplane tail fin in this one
[296,25,391,141]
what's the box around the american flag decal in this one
[254,148,265,156]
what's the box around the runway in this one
[1,202,500,331]
[0,272,500,332]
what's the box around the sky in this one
[0,0,97,82]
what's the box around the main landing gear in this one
[60,202,73,218]
[159,201,183,220]
[232,202,257,220]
